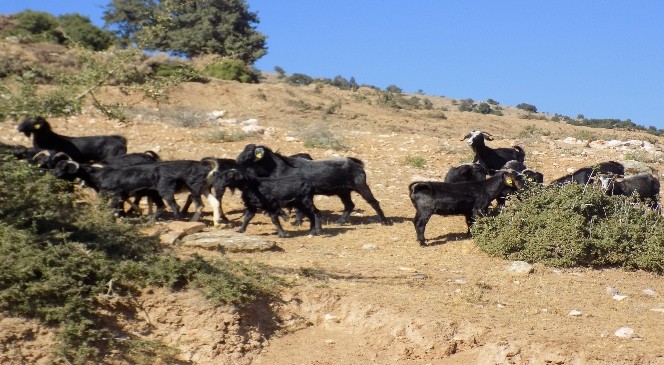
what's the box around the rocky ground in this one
[1,77,664,364]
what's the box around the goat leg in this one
[238,208,256,233]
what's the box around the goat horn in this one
[32,150,51,159]
[52,152,72,160]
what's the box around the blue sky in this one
[2,1,664,129]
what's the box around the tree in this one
[103,0,267,63]
[58,14,115,51]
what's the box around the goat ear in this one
[482,132,493,141]
[254,147,264,160]
[461,133,471,141]
[504,174,515,187]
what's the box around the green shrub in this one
[516,103,537,113]
[0,154,282,364]
[403,156,427,168]
[203,59,259,83]
[286,73,314,86]
[473,183,664,273]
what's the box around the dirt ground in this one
[2,77,664,364]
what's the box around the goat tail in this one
[513,145,526,162]
[201,157,219,171]
[409,181,431,196]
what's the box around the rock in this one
[643,288,658,297]
[180,230,277,252]
[606,286,628,301]
[207,110,226,119]
[241,124,265,134]
[361,244,378,250]
[650,308,664,313]
[506,261,533,274]
[399,266,417,272]
[240,118,258,126]
[620,160,653,175]
[160,221,207,244]
[568,310,582,317]
[614,327,640,339]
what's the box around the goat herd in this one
[2,117,661,246]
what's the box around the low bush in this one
[203,59,259,83]
[472,183,664,273]
[0,154,282,364]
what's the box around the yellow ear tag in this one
[34,124,41,129]
[254,149,263,159]
[505,176,514,187]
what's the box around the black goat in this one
[501,160,527,172]
[181,157,238,223]
[409,170,523,246]
[549,161,624,185]
[289,152,314,160]
[218,169,321,237]
[444,163,487,183]
[17,116,127,163]
[52,158,221,222]
[463,131,525,171]
[100,150,160,167]
[52,160,166,220]
[236,144,390,225]
[3,144,45,160]
[521,168,544,184]
[31,150,71,169]
[600,173,660,209]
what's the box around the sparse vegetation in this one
[301,126,349,151]
[518,125,551,138]
[201,129,249,143]
[403,155,427,168]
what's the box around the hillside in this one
[2,58,664,364]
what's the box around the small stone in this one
[324,339,336,345]
[361,244,377,250]
[612,294,628,301]
[506,261,533,274]
[606,286,619,296]
[643,288,658,297]
[324,314,338,321]
[399,266,417,272]
[614,327,640,339]
[568,310,582,317]
[650,308,664,313]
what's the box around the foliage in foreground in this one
[0,153,282,364]
[472,183,664,273]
